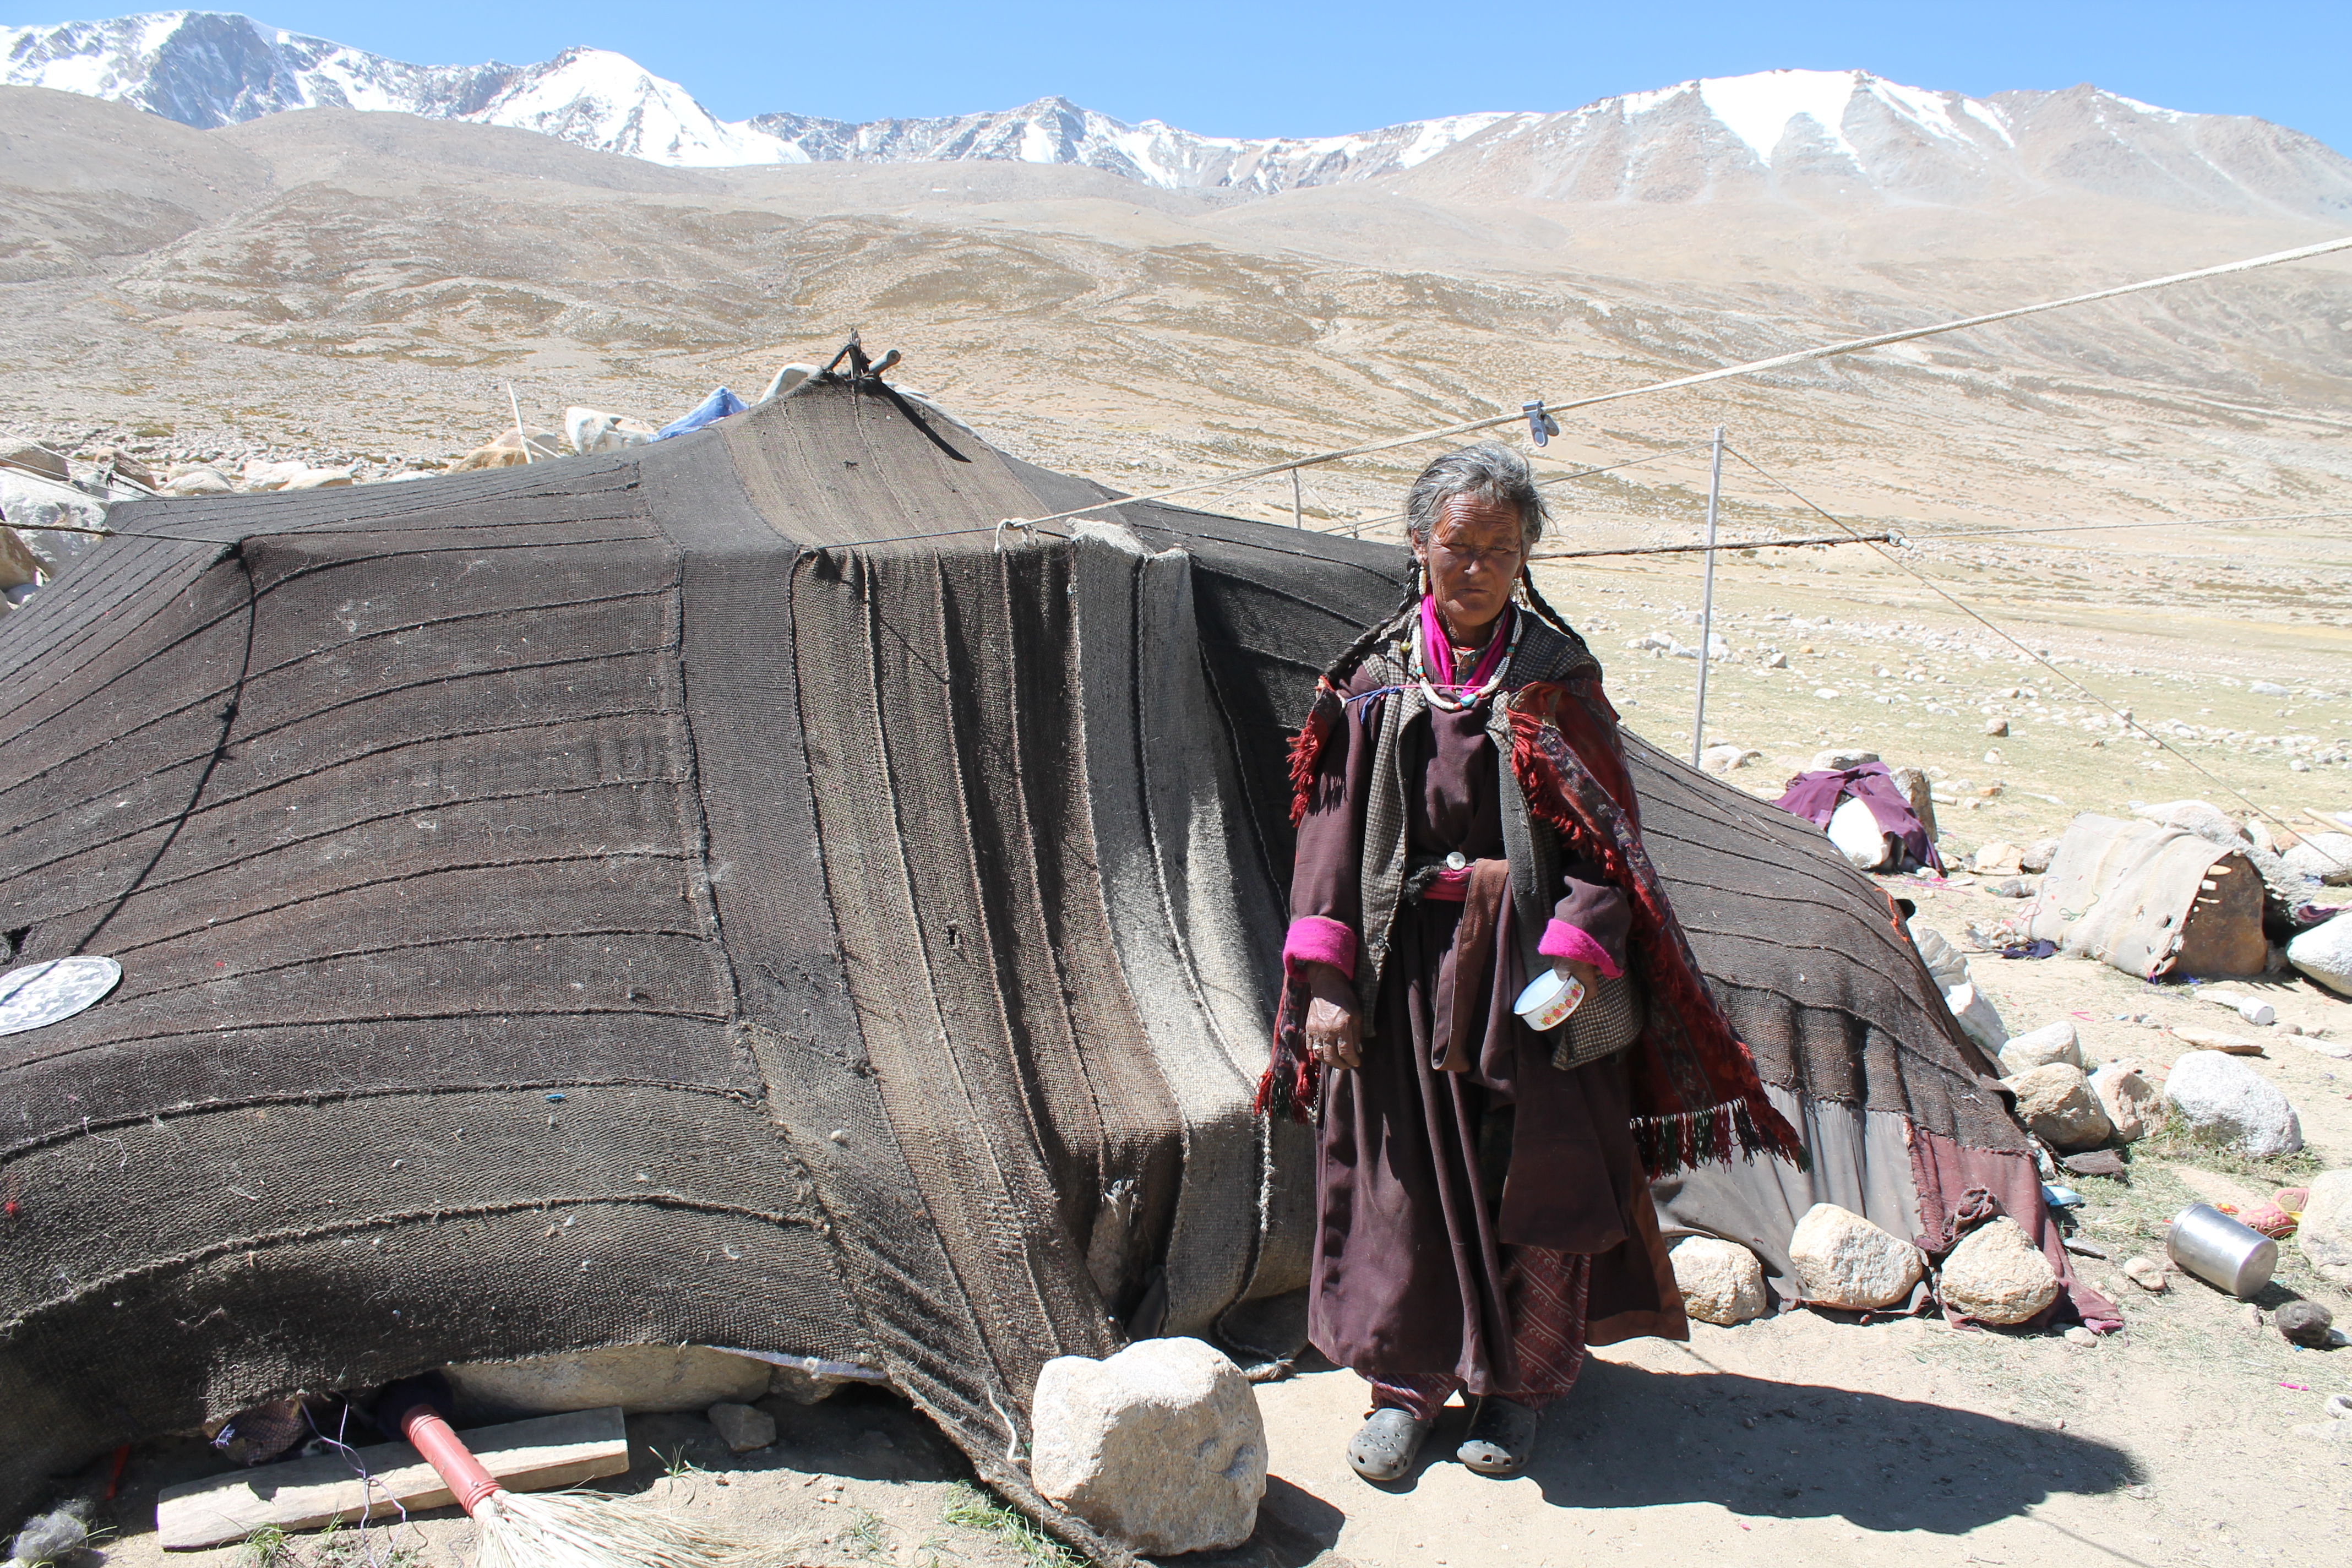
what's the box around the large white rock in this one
[1907,921,1971,991]
[1944,980,2008,1053]
[281,466,353,490]
[1999,1020,2086,1075]
[2299,1169,2352,1289]
[1789,1203,1925,1310]
[2162,1050,2304,1158]
[1938,1217,2061,1325]
[162,467,233,497]
[240,459,309,491]
[442,1345,770,1419]
[2282,833,2352,885]
[2005,1063,2115,1151]
[2287,911,2352,997]
[1031,1337,1265,1555]
[2089,1061,2162,1142]
[1670,1237,1769,1325]
[0,439,69,482]
[1973,841,2024,875]
[565,405,659,454]
[0,469,108,569]
[2133,799,2242,846]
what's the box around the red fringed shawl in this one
[1264,674,1806,1180]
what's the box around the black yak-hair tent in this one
[0,372,2098,1548]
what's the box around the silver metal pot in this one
[2166,1203,2278,1299]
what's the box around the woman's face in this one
[1414,493,1526,639]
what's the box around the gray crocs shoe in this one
[1347,1407,1434,1483]
[1457,1396,1540,1476]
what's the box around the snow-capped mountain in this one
[4,12,2348,215]
[1397,69,2352,216]
[0,12,788,162]
[0,10,1510,188]
[748,99,1521,195]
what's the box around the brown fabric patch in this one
[1436,858,1513,1073]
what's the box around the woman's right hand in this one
[1302,961,1362,1069]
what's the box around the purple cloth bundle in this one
[1774,762,1942,874]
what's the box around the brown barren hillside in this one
[3,80,2351,756]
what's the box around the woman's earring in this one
[1416,558,1430,597]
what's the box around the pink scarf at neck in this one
[1419,595,1515,693]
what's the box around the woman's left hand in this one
[1301,961,1362,1069]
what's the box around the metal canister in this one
[2166,1203,2278,1299]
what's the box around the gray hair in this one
[1404,442,1549,550]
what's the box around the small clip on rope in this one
[993,518,1036,553]
[1523,398,1559,447]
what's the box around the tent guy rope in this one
[1907,510,2352,542]
[1531,530,1897,560]
[1717,442,2350,864]
[995,232,2352,534]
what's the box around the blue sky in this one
[32,3,2352,150]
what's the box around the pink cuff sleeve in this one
[1538,920,1623,979]
[1283,916,1358,981]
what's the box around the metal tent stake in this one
[1690,425,1725,767]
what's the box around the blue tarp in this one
[651,386,747,442]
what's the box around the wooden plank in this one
[157,1406,630,1550]
[2170,1025,2265,1056]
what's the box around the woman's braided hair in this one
[1314,442,1578,688]
[1517,570,1580,640]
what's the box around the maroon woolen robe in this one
[1292,666,1686,1389]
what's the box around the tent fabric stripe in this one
[633,433,1025,1522]
[1069,525,1291,1336]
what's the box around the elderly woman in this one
[1261,443,1800,1482]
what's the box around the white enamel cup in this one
[1514,968,1587,1032]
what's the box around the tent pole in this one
[1292,468,1303,529]
[1690,425,1724,766]
[508,384,532,465]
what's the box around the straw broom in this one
[379,1380,770,1568]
